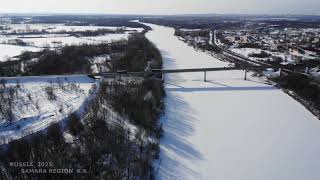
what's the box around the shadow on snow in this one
[166,86,277,92]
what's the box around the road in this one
[144,23,320,180]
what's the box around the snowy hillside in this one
[144,23,320,180]
[0,75,96,144]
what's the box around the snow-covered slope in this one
[144,23,320,180]
[0,75,96,144]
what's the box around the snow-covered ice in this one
[144,23,320,180]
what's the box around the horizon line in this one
[0,12,320,17]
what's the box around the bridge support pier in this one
[204,71,207,82]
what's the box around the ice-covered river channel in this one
[144,23,320,180]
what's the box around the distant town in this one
[166,17,320,78]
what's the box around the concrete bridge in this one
[95,66,266,82]
[0,65,309,83]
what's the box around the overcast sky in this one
[0,0,319,15]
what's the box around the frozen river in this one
[144,23,320,180]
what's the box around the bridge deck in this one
[97,66,264,76]
[0,65,308,79]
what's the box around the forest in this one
[0,32,165,179]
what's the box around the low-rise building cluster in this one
[219,23,320,64]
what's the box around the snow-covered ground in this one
[230,47,318,64]
[0,44,41,61]
[0,33,129,48]
[230,47,288,62]
[2,24,144,34]
[144,23,320,180]
[309,67,320,79]
[179,28,202,32]
[0,75,96,144]
[21,34,128,48]
[79,33,129,43]
[0,24,138,61]
[89,54,111,73]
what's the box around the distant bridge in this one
[0,65,309,83]
[95,66,267,82]
[0,66,260,82]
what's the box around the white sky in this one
[0,0,319,15]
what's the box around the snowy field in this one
[11,34,128,48]
[1,24,143,34]
[144,23,320,180]
[179,28,202,32]
[0,24,136,61]
[0,44,41,61]
[0,75,96,144]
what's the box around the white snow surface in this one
[0,44,41,61]
[0,34,129,49]
[179,28,202,32]
[0,75,96,144]
[143,23,320,180]
[0,24,137,61]
[230,47,318,63]
[80,34,129,43]
[4,24,143,33]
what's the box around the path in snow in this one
[144,23,320,180]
